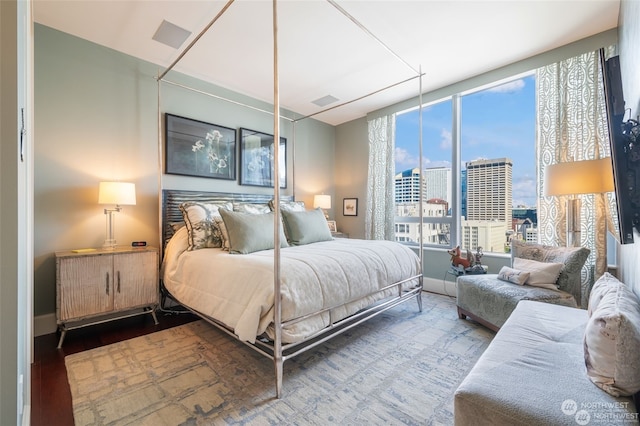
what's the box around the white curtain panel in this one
[366,114,396,240]
[536,47,617,306]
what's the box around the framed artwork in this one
[239,127,287,188]
[343,198,358,216]
[165,113,236,180]
[327,220,337,233]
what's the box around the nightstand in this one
[331,232,349,238]
[55,246,159,348]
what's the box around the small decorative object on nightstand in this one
[55,246,159,348]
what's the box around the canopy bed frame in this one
[156,0,426,398]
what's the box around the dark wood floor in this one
[31,310,198,426]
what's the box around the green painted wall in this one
[33,24,335,320]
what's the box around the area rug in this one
[65,293,493,425]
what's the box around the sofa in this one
[456,240,590,331]
[454,273,640,425]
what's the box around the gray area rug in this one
[65,293,493,425]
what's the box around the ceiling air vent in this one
[152,20,191,49]
[312,95,339,107]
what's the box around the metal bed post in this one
[417,65,424,312]
[271,0,284,399]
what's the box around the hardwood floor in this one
[31,310,198,426]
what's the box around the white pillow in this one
[497,266,530,285]
[512,257,563,290]
[588,272,624,316]
[584,280,640,396]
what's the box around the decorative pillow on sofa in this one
[281,208,333,245]
[584,275,640,397]
[512,257,563,290]
[219,209,289,254]
[588,272,624,316]
[511,240,590,305]
[179,201,233,251]
[497,266,530,285]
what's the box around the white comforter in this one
[162,227,421,343]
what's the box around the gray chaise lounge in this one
[456,240,590,331]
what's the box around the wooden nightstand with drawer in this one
[55,246,159,348]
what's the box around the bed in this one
[160,190,423,396]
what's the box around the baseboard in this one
[423,276,457,298]
[34,313,57,337]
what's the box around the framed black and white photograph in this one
[165,113,236,180]
[343,198,358,216]
[239,127,287,188]
[327,220,337,233]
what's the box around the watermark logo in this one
[561,399,639,424]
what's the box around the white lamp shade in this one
[543,158,614,196]
[313,194,331,209]
[98,182,136,205]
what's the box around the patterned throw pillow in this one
[179,202,232,251]
[497,266,530,285]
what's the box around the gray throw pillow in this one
[281,208,333,245]
[219,209,289,254]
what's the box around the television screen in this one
[601,49,638,244]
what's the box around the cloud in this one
[512,174,537,207]
[439,128,452,150]
[487,79,525,94]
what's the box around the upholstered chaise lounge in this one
[456,240,590,331]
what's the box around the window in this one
[394,73,536,254]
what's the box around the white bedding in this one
[162,227,421,343]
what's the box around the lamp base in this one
[566,198,581,247]
[103,239,117,250]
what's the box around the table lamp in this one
[543,158,614,247]
[313,194,331,219]
[98,181,136,249]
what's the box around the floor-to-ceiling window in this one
[394,73,536,254]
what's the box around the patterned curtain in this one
[366,114,396,240]
[536,47,617,306]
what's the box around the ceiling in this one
[33,0,620,126]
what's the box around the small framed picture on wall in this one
[343,198,358,216]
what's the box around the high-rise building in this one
[465,157,513,227]
[423,167,452,205]
[394,167,452,205]
[394,168,420,203]
[461,169,467,219]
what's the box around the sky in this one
[394,75,537,207]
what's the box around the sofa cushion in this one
[584,273,640,397]
[511,240,590,306]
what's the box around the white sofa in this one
[454,299,639,425]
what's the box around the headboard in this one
[162,189,294,250]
